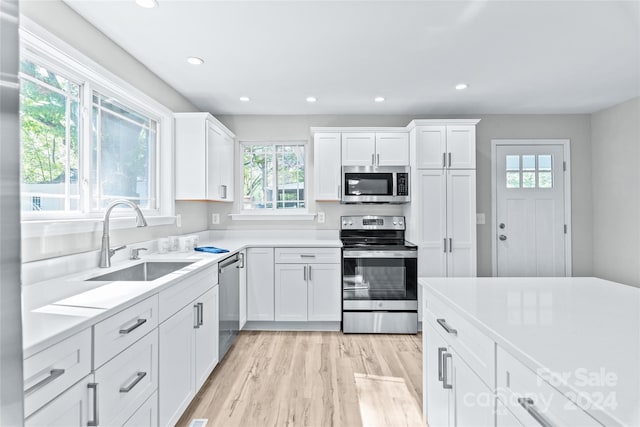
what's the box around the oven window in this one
[345,173,392,196]
[343,257,417,300]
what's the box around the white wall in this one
[20,1,207,263]
[591,97,640,287]
[214,114,593,277]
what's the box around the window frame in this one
[237,139,310,217]
[19,19,175,235]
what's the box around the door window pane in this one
[506,155,520,171]
[522,155,536,171]
[522,172,536,188]
[538,155,552,170]
[538,172,553,188]
[19,60,80,212]
[506,172,520,188]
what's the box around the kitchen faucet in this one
[99,199,148,268]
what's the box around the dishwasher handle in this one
[219,254,240,273]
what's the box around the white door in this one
[446,126,476,169]
[313,133,342,200]
[275,264,308,321]
[206,123,223,201]
[375,132,409,166]
[415,126,447,169]
[418,170,447,277]
[447,170,477,277]
[247,248,275,321]
[307,263,341,321]
[341,133,375,166]
[496,144,567,276]
[194,286,218,390]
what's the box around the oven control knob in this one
[348,221,353,226]
[393,221,397,225]
[342,221,347,226]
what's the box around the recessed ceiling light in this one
[239,96,250,102]
[187,57,204,65]
[455,83,469,90]
[306,96,317,103]
[374,96,385,103]
[135,0,158,8]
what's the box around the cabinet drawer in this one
[158,264,217,323]
[497,346,602,426]
[95,329,158,427]
[94,295,158,368]
[122,391,157,427]
[25,374,93,427]
[275,247,340,264]
[24,328,92,417]
[425,296,494,388]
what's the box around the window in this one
[18,24,173,228]
[506,154,553,189]
[242,142,305,210]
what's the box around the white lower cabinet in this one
[94,329,158,427]
[25,374,93,427]
[275,264,307,321]
[247,248,275,321]
[239,249,247,329]
[306,263,341,321]
[159,285,219,427]
[424,314,494,427]
[122,391,157,427]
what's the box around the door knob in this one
[499,235,507,241]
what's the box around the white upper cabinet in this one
[342,132,409,166]
[313,133,341,200]
[341,132,376,166]
[175,113,235,201]
[415,124,476,169]
[375,132,409,166]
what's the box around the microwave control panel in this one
[397,173,409,196]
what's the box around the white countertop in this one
[419,277,640,427]
[22,234,341,358]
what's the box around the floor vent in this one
[188,419,208,427]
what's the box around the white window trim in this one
[233,139,313,220]
[19,18,175,235]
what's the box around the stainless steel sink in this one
[86,261,195,282]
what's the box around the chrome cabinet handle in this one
[338,184,341,199]
[238,252,245,268]
[442,352,453,389]
[437,347,446,382]
[436,318,458,335]
[377,153,380,165]
[371,153,375,165]
[448,152,452,167]
[119,318,147,334]
[518,397,554,427]
[308,265,312,281]
[88,382,99,427]
[443,238,447,253]
[220,184,227,199]
[119,372,147,393]
[198,302,204,326]
[25,369,65,395]
[442,152,446,168]
[449,238,453,252]
[194,304,200,329]
[303,265,307,281]
[300,254,316,258]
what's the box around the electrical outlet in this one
[211,213,220,225]
[317,212,325,223]
[176,214,182,227]
[476,213,485,225]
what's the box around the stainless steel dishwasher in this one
[218,253,241,360]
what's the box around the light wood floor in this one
[176,331,423,427]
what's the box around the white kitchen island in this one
[420,277,640,427]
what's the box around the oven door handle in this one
[342,250,417,259]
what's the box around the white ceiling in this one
[65,0,640,115]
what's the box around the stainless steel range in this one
[341,215,418,334]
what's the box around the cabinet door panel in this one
[314,133,342,200]
[195,286,219,390]
[220,134,234,201]
[275,264,308,321]
[418,170,447,277]
[375,132,409,166]
[25,375,91,427]
[424,321,450,427]
[447,170,476,277]
[175,116,207,199]
[307,263,341,321]
[239,249,247,329]
[453,353,494,426]
[247,248,275,321]
[416,126,447,169]
[342,133,375,166]
[159,305,195,427]
[206,123,224,201]
[446,126,476,169]
[122,391,158,427]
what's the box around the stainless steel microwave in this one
[341,166,410,204]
